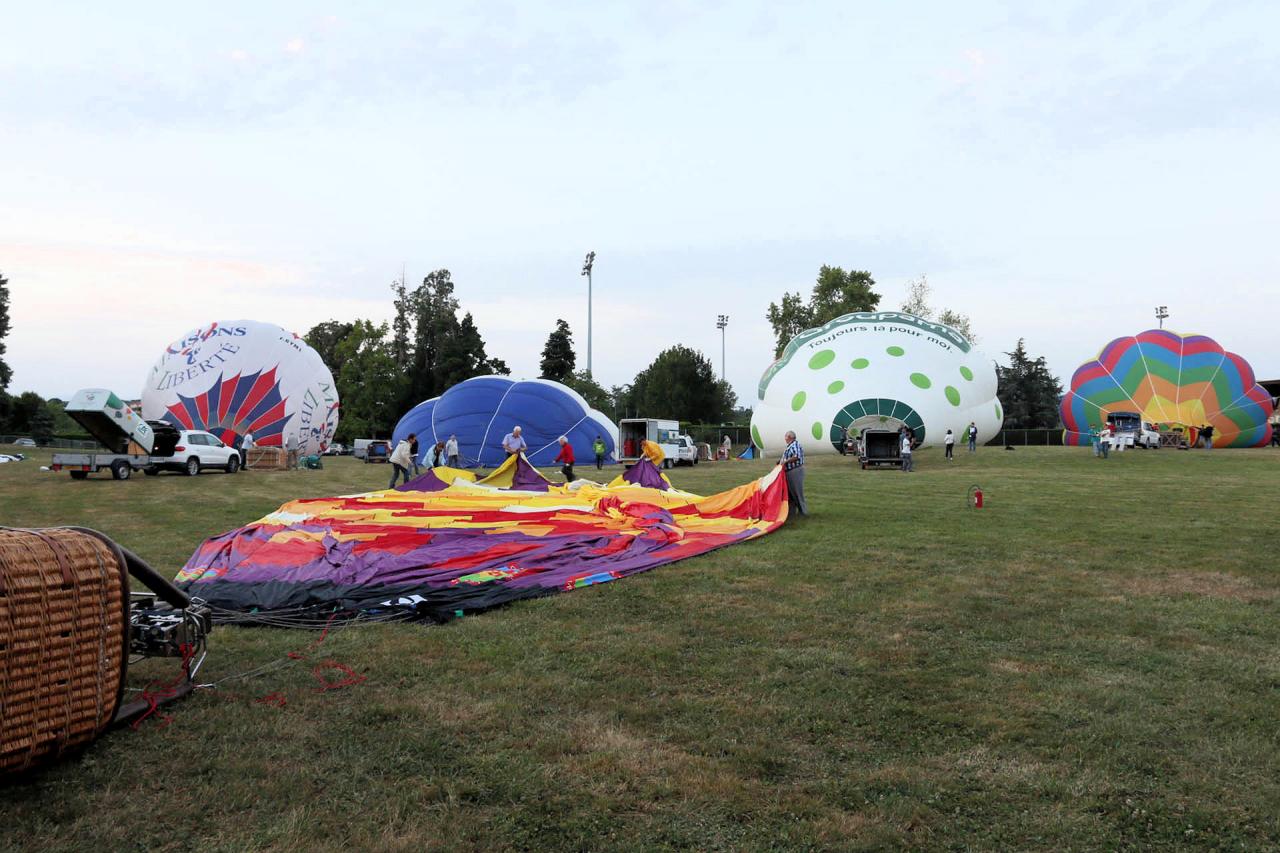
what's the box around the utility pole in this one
[581,251,596,376]
[716,314,729,381]
[1155,305,1169,329]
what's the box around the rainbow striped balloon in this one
[1060,329,1274,448]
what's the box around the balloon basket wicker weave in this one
[246,447,288,470]
[0,528,130,776]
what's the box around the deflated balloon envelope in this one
[1059,329,1274,448]
[392,376,618,467]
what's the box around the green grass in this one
[2,444,1278,850]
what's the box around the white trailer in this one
[617,418,699,468]
[49,388,175,480]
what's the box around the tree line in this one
[0,265,1065,447]
[307,270,741,443]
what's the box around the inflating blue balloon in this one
[392,377,618,468]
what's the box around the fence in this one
[986,429,1064,447]
[684,424,752,448]
[0,435,99,450]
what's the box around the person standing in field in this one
[592,435,607,470]
[1089,424,1102,457]
[555,436,576,482]
[944,428,954,461]
[409,434,421,475]
[966,422,978,453]
[240,430,254,469]
[445,434,459,467]
[286,432,300,469]
[779,430,807,517]
[900,429,914,473]
[502,426,527,457]
[1201,423,1214,450]
[388,434,414,488]
[721,434,732,460]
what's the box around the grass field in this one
[2,443,1278,851]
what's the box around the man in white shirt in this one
[445,434,459,467]
[240,430,254,469]
[388,434,415,488]
[901,430,914,473]
[944,429,954,461]
[501,426,527,457]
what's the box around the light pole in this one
[1155,305,1169,329]
[582,251,596,376]
[716,314,729,381]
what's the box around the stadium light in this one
[582,252,596,376]
[716,314,729,381]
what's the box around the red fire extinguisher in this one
[968,485,984,509]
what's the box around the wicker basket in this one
[246,447,289,470]
[0,528,129,775]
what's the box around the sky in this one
[2,0,1277,407]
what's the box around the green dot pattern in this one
[811,422,823,440]
[909,373,931,389]
[886,346,905,357]
[945,386,962,406]
[827,380,845,395]
[960,365,974,381]
[791,391,807,412]
[994,402,1002,420]
[851,358,870,369]
[808,350,835,370]
[751,423,763,450]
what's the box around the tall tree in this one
[304,320,355,374]
[767,266,880,357]
[900,275,976,342]
[539,319,576,382]
[390,276,412,372]
[331,320,404,442]
[0,270,11,390]
[562,369,610,413]
[996,339,1063,429]
[629,346,736,423]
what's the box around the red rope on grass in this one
[311,659,367,692]
[131,643,196,730]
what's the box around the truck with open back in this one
[617,418,699,468]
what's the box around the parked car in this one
[14,437,37,447]
[146,429,242,476]
[324,443,348,456]
[362,440,391,463]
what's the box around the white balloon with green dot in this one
[749,312,1002,454]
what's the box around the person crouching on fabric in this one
[388,434,415,488]
[779,430,807,517]
[556,436,576,482]
[431,441,446,468]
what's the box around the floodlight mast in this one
[716,314,729,381]
[1155,305,1169,329]
[582,252,596,376]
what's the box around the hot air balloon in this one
[392,376,617,468]
[750,312,1002,453]
[141,320,339,455]
[1059,329,1274,448]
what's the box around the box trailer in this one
[617,418,698,468]
[50,389,177,480]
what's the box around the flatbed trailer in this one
[50,452,152,480]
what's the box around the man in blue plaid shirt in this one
[780,430,808,517]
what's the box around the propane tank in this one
[974,487,984,508]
